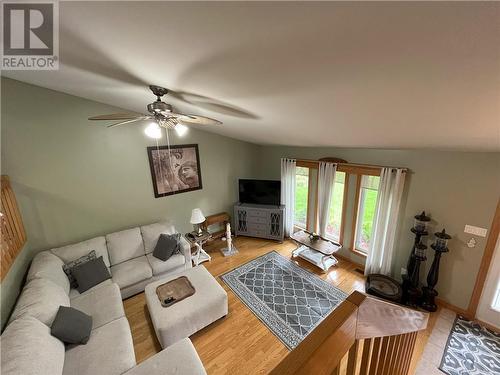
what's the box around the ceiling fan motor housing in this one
[147,101,172,114]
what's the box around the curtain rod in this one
[295,158,408,172]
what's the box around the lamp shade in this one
[190,208,206,224]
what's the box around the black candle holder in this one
[402,211,430,306]
[421,229,451,312]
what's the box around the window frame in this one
[350,170,381,257]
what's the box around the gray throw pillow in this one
[71,256,111,293]
[153,233,181,261]
[62,250,96,289]
[51,306,92,345]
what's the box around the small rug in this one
[439,316,500,375]
[220,251,347,349]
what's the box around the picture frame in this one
[147,144,203,198]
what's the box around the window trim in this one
[350,171,381,257]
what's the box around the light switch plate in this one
[464,224,488,237]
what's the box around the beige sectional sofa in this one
[1,221,207,375]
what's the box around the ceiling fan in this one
[88,85,222,138]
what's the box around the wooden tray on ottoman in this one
[156,276,195,307]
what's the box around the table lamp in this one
[190,208,206,236]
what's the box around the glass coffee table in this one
[291,230,342,272]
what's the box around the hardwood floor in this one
[123,236,429,374]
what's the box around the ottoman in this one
[145,265,228,348]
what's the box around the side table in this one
[184,230,212,266]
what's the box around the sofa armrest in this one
[179,236,193,269]
[123,338,206,375]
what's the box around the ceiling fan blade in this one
[88,113,142,121]
[176,114,222,126]
[107,116,151,128]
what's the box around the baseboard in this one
[335,253,365,272]
[436,298,471,319]
[475,319,499,333]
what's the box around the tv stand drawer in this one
[246,210,268,218]
[247,216,267,224]
[247,223,267,232]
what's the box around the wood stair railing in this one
[1,175,27,280]
[270,291,428,375]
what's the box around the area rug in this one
[220,251,347,349]
[439,315,500,375]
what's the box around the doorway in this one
[476,234,500,329]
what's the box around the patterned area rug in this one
[220,251,347,349]
[439,316,500,375]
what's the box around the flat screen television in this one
[239,179,281,206]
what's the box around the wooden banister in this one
[1,176,27,280]
[271,291,428,375]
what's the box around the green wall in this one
[2,77,498,329]
[256,146,500,310]
[0,78,259,328]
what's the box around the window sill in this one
[350,247,368,258]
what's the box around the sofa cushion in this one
[106,227,145,266]
[69,279,113,299]
[123,338,206,375]
[51,236,110,268]
[111,256,152,289]
[27,251,70,294]
[72,256,111,293]
[62,250,97,289]
[63,317,136,375]
[70,282,124,329]
[51,306,93,345]
[140,222,176,254]
[9,278,70,326]
[1,316,65,375]
[147,253,186,276]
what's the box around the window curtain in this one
[280,158,296,237]
[365,168,406,276]
[317,162,337,237]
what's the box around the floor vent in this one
[354,268,364,275]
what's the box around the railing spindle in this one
[346,340,359,375]
[359,338,372,375]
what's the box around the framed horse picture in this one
[147,144,202,198]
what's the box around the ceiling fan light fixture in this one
[144,122,162,139]
[175,123,188,136]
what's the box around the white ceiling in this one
[4,1,500,151]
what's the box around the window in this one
[294,167,310,229]
[353,175,380,254]
[325,171,346,242]
[492,280,500,312]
